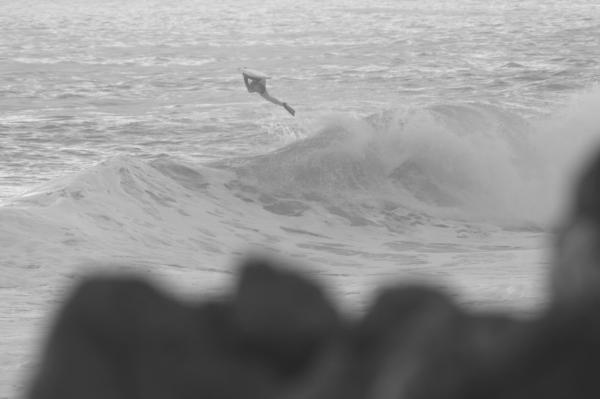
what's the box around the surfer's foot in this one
[283,103,295,116]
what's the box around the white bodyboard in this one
[240,67,271,80]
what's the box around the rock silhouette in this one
[28,261,342,399]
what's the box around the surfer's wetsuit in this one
[243,74,295,116]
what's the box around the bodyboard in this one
[241,67,271,80]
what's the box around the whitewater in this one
[1,0,600,396]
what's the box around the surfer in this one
[242,73,295,116]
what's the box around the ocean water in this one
[1,0,600,396]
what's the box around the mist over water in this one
[1,0,600,397]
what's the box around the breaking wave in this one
[227,90,600,227]
[4,88,600,254]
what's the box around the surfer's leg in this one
[259,91,294,116]
[259,92,284,106]
[282,103,295,116]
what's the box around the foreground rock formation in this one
[27,152,600,398]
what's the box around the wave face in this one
[240,105,529,221]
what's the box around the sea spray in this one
[239,88,600,227]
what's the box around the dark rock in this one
[232,258,342,379]
[27,260,342,399]
[463,300,600,399]
[573,153,600,225]
[350,286,465,399]
[552,150,600,304]
[282,286,525,399]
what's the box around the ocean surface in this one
[1,0,600,396]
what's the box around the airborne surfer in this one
[242,71,295,116]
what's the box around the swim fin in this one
[283,103,295,116]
